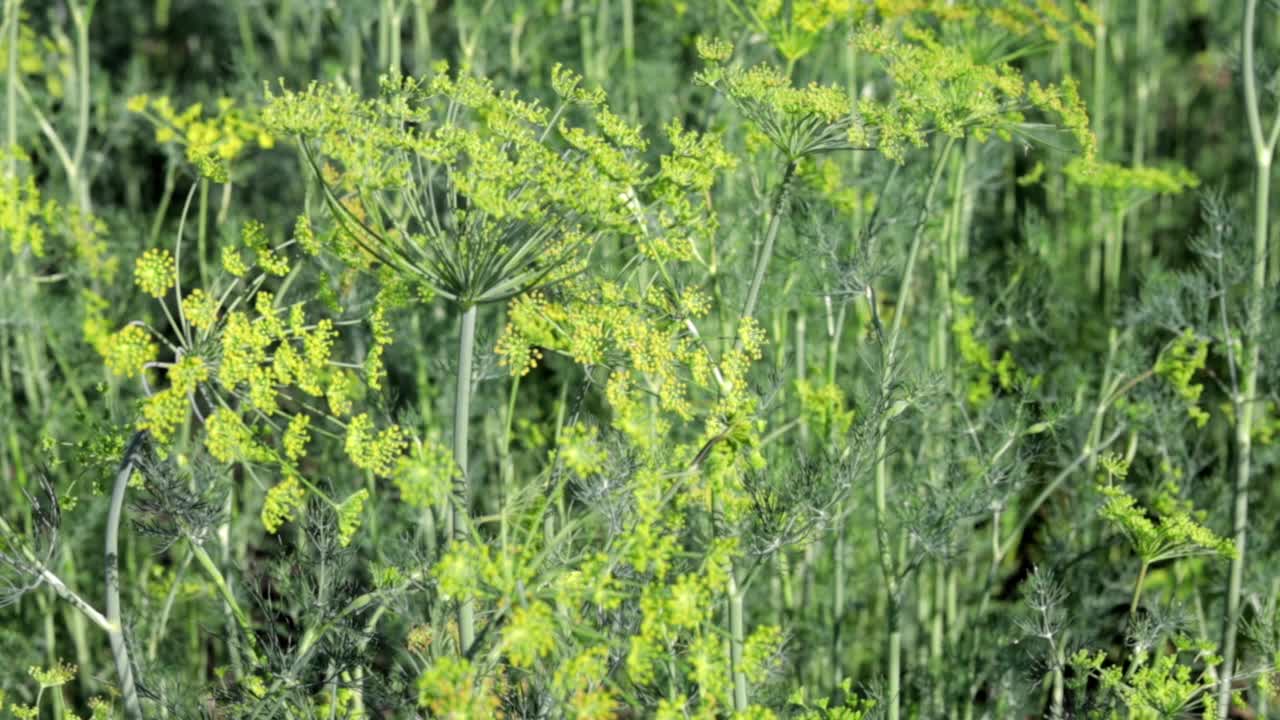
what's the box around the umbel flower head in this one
[697,23,1097,165]
[101,214,404,547]
[262,65,641,308]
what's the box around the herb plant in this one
[1,1,1278,718]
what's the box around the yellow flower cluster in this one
[261,475,307,534]
[28,660,76,689]
[204,407,267,463]
[335,489,369,547]
[556,423,608,477]
[134,248,176,298]
[127,94,275,182]
[181,288,219,330]
[433,542,501,602]
[729,0,864,63]
[345,413,408,477]
[283,413,311,460]
[416,657,499,719]
[0,148,56,257]
[393,435,458,510]
[503,601,558,668]
[104,324,158,378]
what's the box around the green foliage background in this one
[1,0,1279,718]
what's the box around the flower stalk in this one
[453,303,478,653]
[1218,1,1277,713]
[872,137,955,720]
[106,432,145,720]
[741,162,797,324]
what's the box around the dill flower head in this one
[134,248,176,299]
[262,66,649,308]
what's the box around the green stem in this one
[197,178,210,290]
[741,162,797,325]
[622,0,637,120]
[413,0,432,75]
[453,304,478,654]
[189,540,261,665]
[1088,0,1108,297]
[1129,0,1153,264]
[233,0,260,71]
[832,508,846,686]
[1050,633,1066,719]
[42,601,66,719]
[729,566,748,711]
[873,138,955,720]
[69,1,90,181]
[106,434,144,719]
[498,374,520,551]
[1220,3,1274,714]
[5,0,17,160]
[148,159,178,245]
[1130,561,1149,617]
[147,548,194,661]
[59,552,91,697]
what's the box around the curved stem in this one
[106,432,145,719]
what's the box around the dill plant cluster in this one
[1,1,1279,719]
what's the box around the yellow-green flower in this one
[503,601,557,668]
[283,413,311,460]
[104,324,159,378]
[261,475,307,533]
[29,660,77,688]
[336,489,368,546]
[182,288,219,330]
[134,248,176,298]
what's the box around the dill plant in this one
[2,1,1280,718]
[262,63,648,654]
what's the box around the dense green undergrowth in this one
[1,1,1279,718]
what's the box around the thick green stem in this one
[1050,633,1066,719]
[1219,3,1273,714]
[1088,0,1108,296]
[107,434,144,719]
[1129,0,1153,265]
[5,0,16,159]
[729,567,748,711]
[1130,561,1149,617]
[453,304,478,653]
[622,0,637,120]
[413,0,432,75]
[832,511,846,686]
